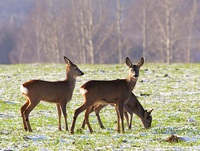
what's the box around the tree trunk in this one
[116,0,122,63]
[142,0,147,59]
[88,0,94,64]
[165,0,172,64]
[187,0,197,63]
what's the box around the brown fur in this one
[70,57,144,134]
[20,56,84,132]
[81,93,153,129]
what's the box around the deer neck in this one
[126,76,137,91]
[65,72,76,91]
[134,103,145,119]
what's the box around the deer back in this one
[21,56,84,103]
[80,79,131,104]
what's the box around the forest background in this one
[0,0,200,64]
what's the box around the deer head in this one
[126,57,144,78]
[64,56,84,78]
[141,109,153,129]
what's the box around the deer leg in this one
[82,107,94,129]
[129,113,133,129]
[115,105,120,133]
[24,99,40,132]
[85,106,93,133]
[95,104,106,129]
[124,110,129,129]
[60,103,68,131]
[81,119,86,129]
[124,104,133,129]
[70,102,93,134]
[82,104,106,129]
[118,102,125,133]
[56,104,62,131]
[20,99,29,131]
[96,113,105,129]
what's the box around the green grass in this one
[0,63,200,150]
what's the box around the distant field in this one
[0,63,199,150]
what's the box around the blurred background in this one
[0,0,200,64]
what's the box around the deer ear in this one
[148,109,153,115]
[126,57,132,67]
[137,57,144,68]
[64,56,73,66]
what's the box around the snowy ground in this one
[0,63,199,150]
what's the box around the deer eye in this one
[74,66,78,70]
[131,68,133,72]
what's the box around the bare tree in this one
[86,0,94,64]
[92,0,117,63]
[160,0,173,63]
[157,0,190,63]
[71,0,84,63]
[186,0,197,63]
[116,0,122,63]
[71,0,94,64]
[139,0,157,60]
[71,0,87,63]
[48,0,60,63]
[4,0,200,64]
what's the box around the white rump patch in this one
[80,88,88,94]
[20,85,28,94]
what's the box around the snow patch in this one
[24,135,50,141]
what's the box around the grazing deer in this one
[70,57,144,134]
[20,56,84,132]
[81,93,153,130]
[124,93,153,129]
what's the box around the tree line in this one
[0,0,200,64]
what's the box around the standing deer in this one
[20,56,84,132]
[70,57,144,134]
[81,93,153,130]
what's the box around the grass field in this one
[0,63,200,150]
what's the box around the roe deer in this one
[20,56,84,132]
[81,93,153,130]
[70,57,144,134]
